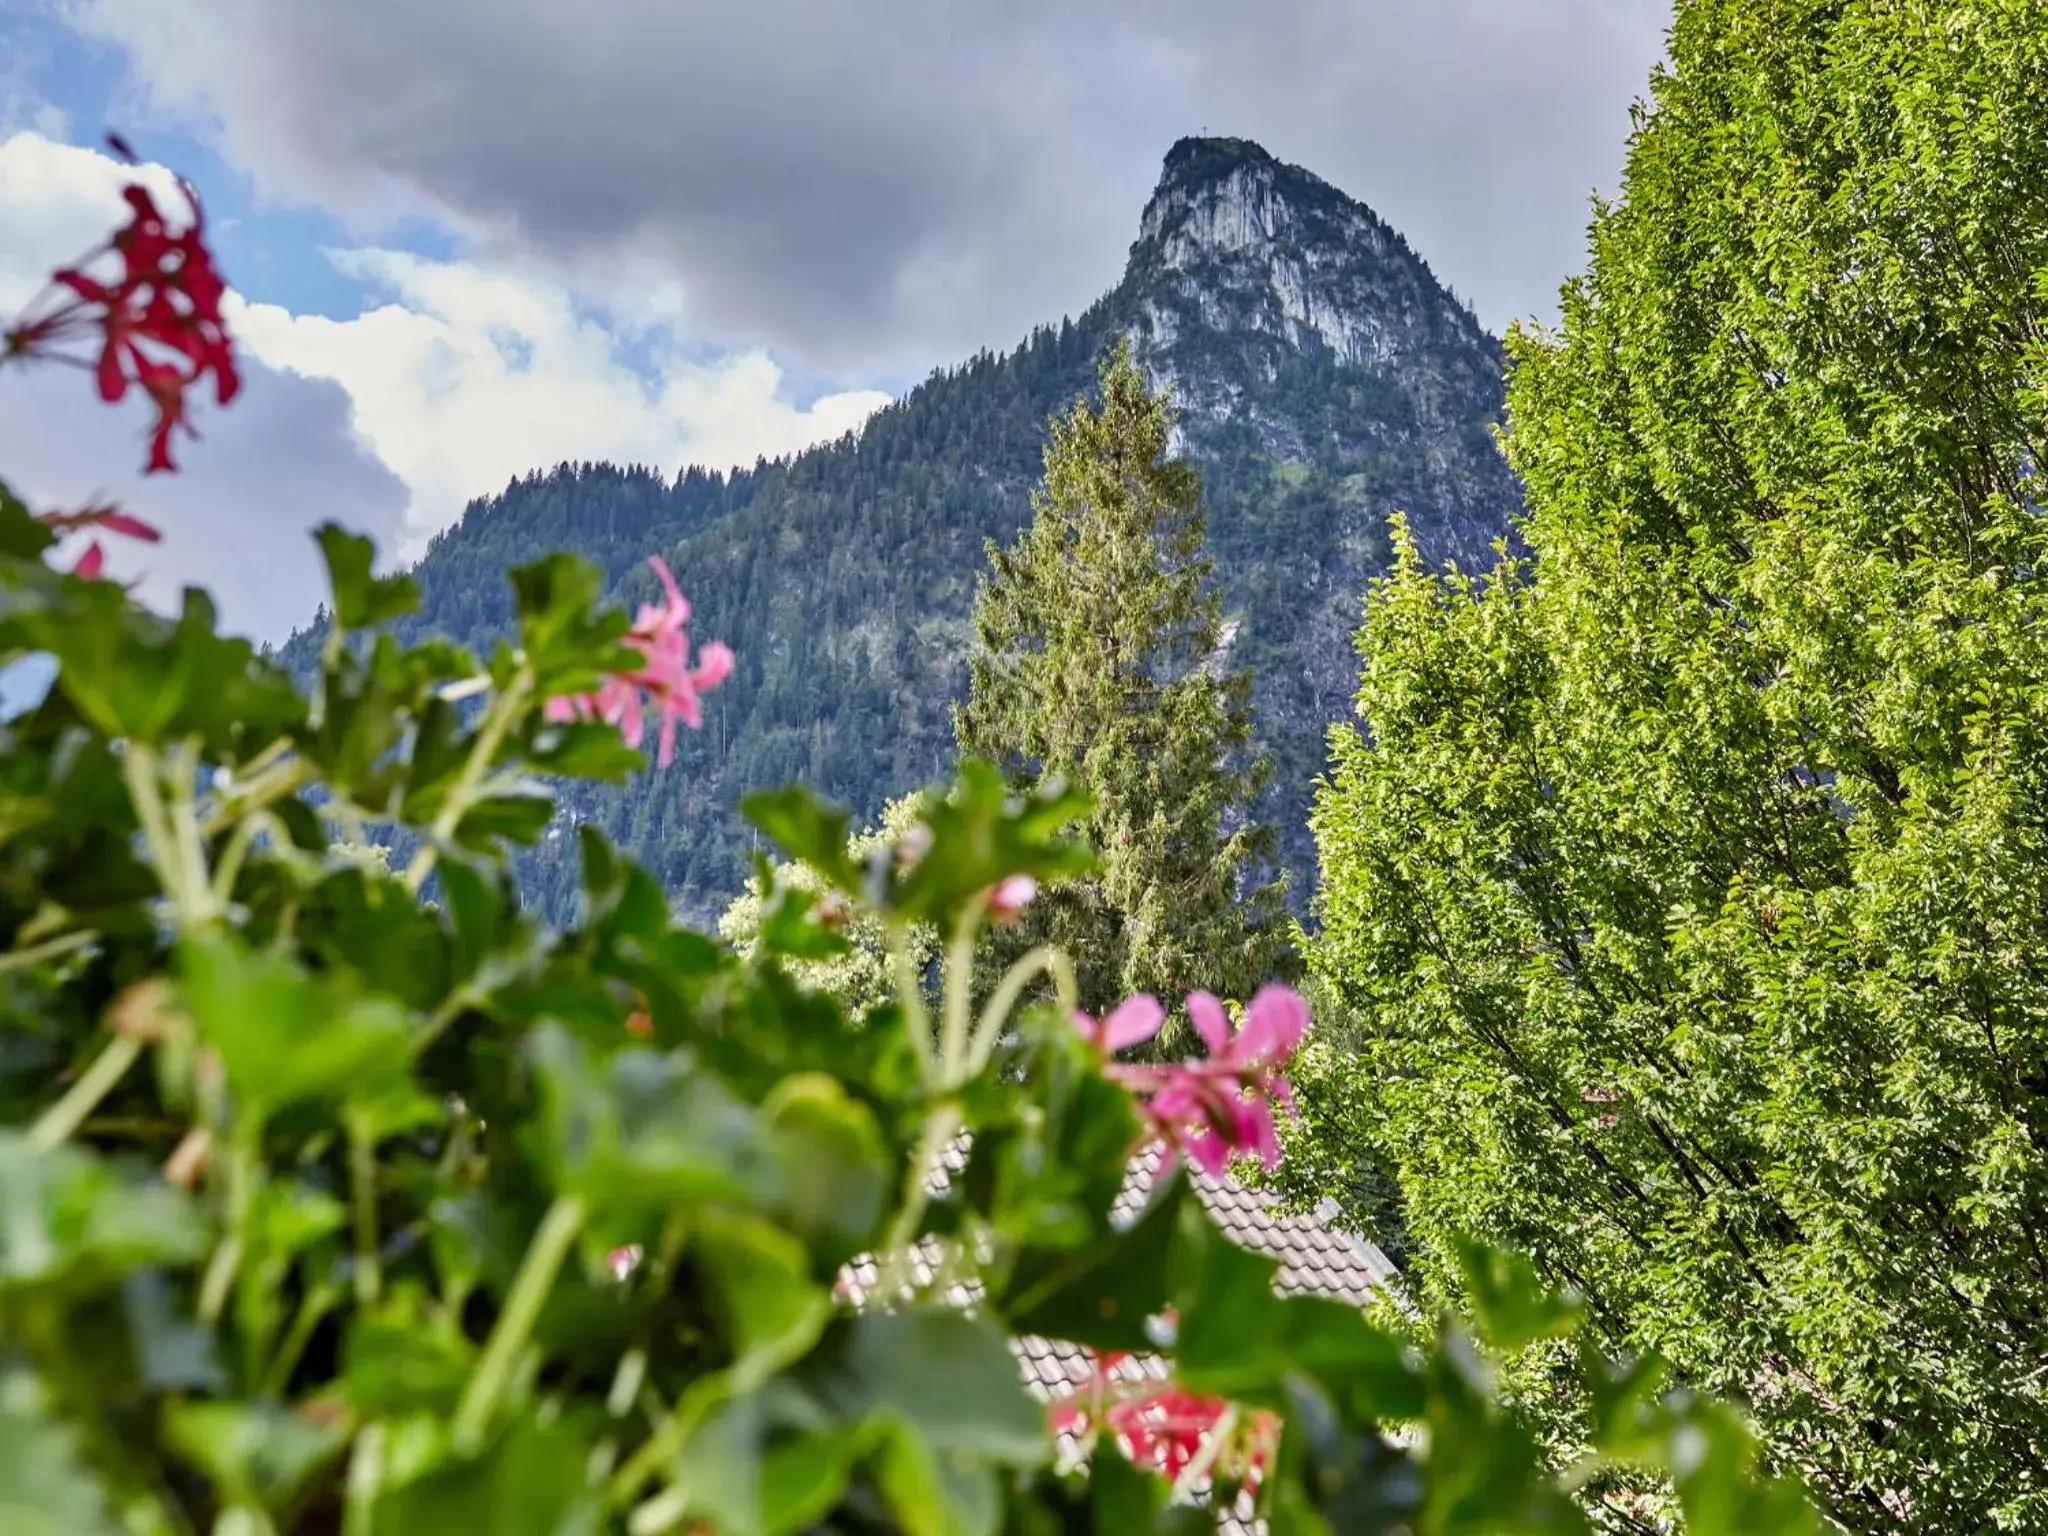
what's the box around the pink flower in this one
[1072,993,1166,1054]
[1087,986,1308,1178]
[895,822,932,869]
[985,874,1037,924]
[544,555,733,767]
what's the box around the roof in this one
[838,1141,1403,1533]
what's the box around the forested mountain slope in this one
[282,136,1521,920]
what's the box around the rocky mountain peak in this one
[1124,136,1487,377]
[1113,136,1501,500]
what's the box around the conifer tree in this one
[956,340,1290,1012]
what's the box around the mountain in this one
[282,137,1521,922]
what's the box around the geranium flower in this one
[1071,993,1167,1054]
[1047,1348,1277,1489]
[984,873,1037,923]
[544,555,734,767]
[1077,986,1307,1177]
[5,148,239,475]
[37,503,161,581]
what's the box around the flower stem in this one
[937,896,988,1086]
[341,1421,384,1536]
[967,944,1077,1078]
[404,672,529,894]
[29,1031,143,1150]
[1169,1402,1237,1504]
[348,1116,381,1307]
[876,1101,962,1298]
[453,1193,586,1452]
[262,1281,340,1398]
[0,927,96,977]
[890,926,935,1068]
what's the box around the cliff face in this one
[1119,137,1514,573]
[1102,139,1522,884]
[1136,137,1472,370]
[283,137,1523,920]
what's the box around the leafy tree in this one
[956,340,1292,1014]
[717,792,937,1011]
[1305,3,2048,1529]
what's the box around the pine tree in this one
[955,340,1290,1013]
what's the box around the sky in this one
[0,0,1669,644]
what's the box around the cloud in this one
[72,0,1668,373]
[230,248,891,563]
[0,359,411,645]
[0,129,892,634]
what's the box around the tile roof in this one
[837,1141,1403,1533]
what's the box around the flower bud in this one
[985,874,1037,923]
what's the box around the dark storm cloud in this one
[82,0,1667,372]
[0,359,410,644]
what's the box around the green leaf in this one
[121,1269,223,1391]
[871,1423,1001,1536]
[1168,1208,1288,1391]
[373,1414,601,1536]
[344,1289,477,1416]
[805,1311,1047,1466]
[759,1074,890,1265]
[0,1131,206,1293]
[507,553,634,697]
[741,785,861,891]
[0,477,57,561]
[177,936,414,1113]
[526,1027,770,1214]
[1089,1452,1174,1530]
[25,583,303,749]
[1420,1328,1590,1534]
[694,1210,832,1391]
[756,876,854,961]
[1001,1166,1188,1352]
[315,524,420,631]
[164,1400,348,1514]
[1265,1373,1423,1536]
[886,761,1095,927]
[455,791,555,849]
[1449,1235,1581,1350]
[523,720,644,782]
[658,1393,857,1536]
[0,1369,119,1536]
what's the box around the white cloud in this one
[229,248,890,562]
[0,130,894,635]
[0,131,185,311]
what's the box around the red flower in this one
[5,158,239,475]
[37,502,161,582]
[544,555,734,767]
[37,504,161,544]
[1048,1349,1278,1490]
